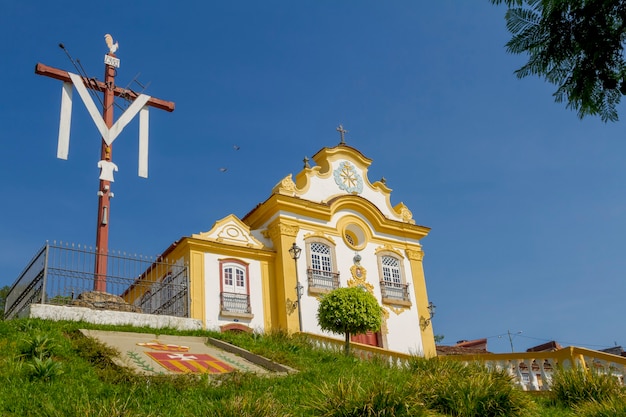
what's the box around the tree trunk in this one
[344,331,351,355]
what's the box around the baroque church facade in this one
[130,139,436,357]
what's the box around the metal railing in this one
[379,280,410,302]
[307,268,340,290]
[220,292,251,314]
[4,241,189,320]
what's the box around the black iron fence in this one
[4,242,189,320]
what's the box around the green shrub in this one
[573,395,626,417]
[19,333,58,360]
[307,376,429,417]
[26,357,63,381]
[409,358,534,417]
[549,367,624,407]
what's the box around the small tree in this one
[491,0,626,122]
[317,286,383,355]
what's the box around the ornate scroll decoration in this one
[272,174,298,196]
[347,253,374,294]
[374,244,403,258]
[285,298,297,315]
[380,308,390,335]
[386,305,408,315]
[394,202,415,224]
[266,222,299,240]
[405,248,424,261]
[333,161,363,194]
[303,231,336,245]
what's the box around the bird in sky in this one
[219,168,228,173]
[104,34,119,54]
[233,145,240,151]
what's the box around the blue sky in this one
[2,1,625,353]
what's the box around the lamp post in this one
[288,242,303,331]
[420,301,437,330]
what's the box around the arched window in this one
[311,242,332,276]
[305,236,339,293]
[219,259,252,317]
[381,256,402,287]
[377,251,411,306]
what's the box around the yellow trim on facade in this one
[243,193,430,241]
[405,246,436,358]
[336,215,372,251]
[287,145,414,224]
[265,219,300,332]
[311,145,373,173]
[303,231,336,245]
[294,165,329,194]
[189,249,206,324]
[374,243,404,258]
[158,236,276,329]
[260,259,273,330]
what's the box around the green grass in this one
[548,366,625,408]
[0,318,622,416]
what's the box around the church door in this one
[351,331,381,347]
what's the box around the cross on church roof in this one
[336,124,348,145]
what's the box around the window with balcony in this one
[377,253,411,306]
[305,238,339,293]
[219,259,253,318]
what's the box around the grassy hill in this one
[0,318,624,416]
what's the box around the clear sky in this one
[2,1,625,354]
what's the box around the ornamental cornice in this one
[385,305,408,315]
[393,202,415,224]
[303,231,336,245]
[266,222,299,240]
[374,244,404,258]
[272,174,299,196]
[405,248,424,261]
[347,278,374,295]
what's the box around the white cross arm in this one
[57,72,152,177]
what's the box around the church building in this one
[130,135,436,357]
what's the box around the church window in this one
[377,252,411,305]
[311,242,332,273]
[219,259,252,317]
[382,256,401,286]
[341,222,367,250]
[305,237,339,292]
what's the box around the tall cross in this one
[36,35,175,292]
[336,124,348,145]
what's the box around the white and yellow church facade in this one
[131,141,436,357]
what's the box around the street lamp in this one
[288,242,303,331]
[420,301,436,330]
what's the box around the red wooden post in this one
[94,54,117,291]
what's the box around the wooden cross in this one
[336,124,348,145]
[35,38,175,291]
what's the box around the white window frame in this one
[305,235,339,293]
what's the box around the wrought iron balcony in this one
[220,292,251,315]
[379,280,410,303]
[307,268,340,291]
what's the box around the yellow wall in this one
[265,219,300,332]
[406,246,436,358]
